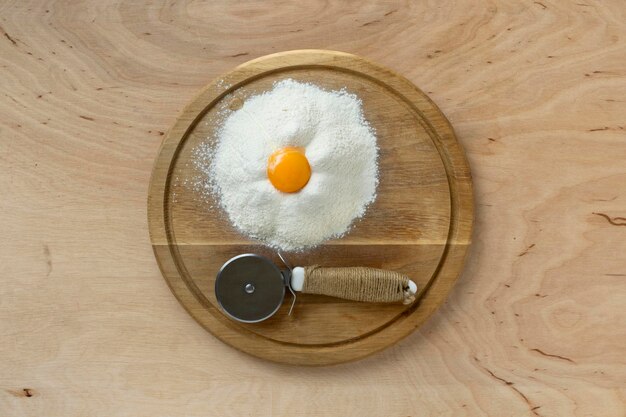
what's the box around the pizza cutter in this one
[215,253,418,323]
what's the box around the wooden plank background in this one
[1,0,624,415]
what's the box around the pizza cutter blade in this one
[215,254,287,323]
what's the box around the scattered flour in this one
[193,79,378,251]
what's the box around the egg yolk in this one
[267,147,311,193]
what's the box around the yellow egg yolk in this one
[267,147,311,193]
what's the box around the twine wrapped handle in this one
[300,266,416,304]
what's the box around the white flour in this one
[195,79,378,251]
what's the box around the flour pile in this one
[195,79,378,251]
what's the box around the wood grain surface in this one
[1,0,624,415]
[148,50,472,364]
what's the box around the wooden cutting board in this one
[148,50,473,365]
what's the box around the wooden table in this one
[1,1,624,415]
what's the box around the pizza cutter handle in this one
[290,266,417,304]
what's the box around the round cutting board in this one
[148,50,473,365]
